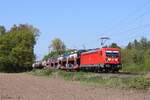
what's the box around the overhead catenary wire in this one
[104,0,150,34]
[84,1,150,48]
[103,0,150,46]
[112,23,150,46]
[118,24,150,34]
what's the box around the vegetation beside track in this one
[0,24,39,73]
[121,37,150,73]
[122,64,150,74]
[31,69,150,90]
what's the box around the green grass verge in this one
[31,68,54,76]
[30,69,150,90]
[122,64,150,73]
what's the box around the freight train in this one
[33,47,122,72]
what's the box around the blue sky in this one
[0,0,150,60]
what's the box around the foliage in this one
[43,51,61,60]
[43,38,66,60]
[49,38,66,52]
[109,42,120,48]
[0,25,6,35]
[121,37,150,73]
[43,49,77,60]
[0,24,39,72]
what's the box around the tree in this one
[43,51,60,60]
[140,37,148,49]
[43,38,66,60]
[0,24,39,72]
[133,39,139,49]
[0,25,6,35]
[127,42,132,49]
[122,37,150,70]
[109,43,120,48]
[144,49,150,67]
[50,38,66,53]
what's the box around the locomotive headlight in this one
[108,58,111,61]
[115,58,118,61]
[106,58,111,62]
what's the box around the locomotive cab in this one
[102,48,122,72]
[80,47,122,72]
[105,50,120,64]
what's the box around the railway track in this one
[91,72,141,78]
[45,66,141,78]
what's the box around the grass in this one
[30,69,150,90]
[31,68,54,76]
[122,64,150,74]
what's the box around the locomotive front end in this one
[104,48,122,72]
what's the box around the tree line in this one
[0,24,39,72]
[121,37,150,72]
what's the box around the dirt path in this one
[0,73,150,100]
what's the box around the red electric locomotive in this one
[80,48,122,72]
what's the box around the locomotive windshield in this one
[105,51,119,57]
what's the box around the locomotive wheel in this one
[112,69,119,73]
[103,68,109,73]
